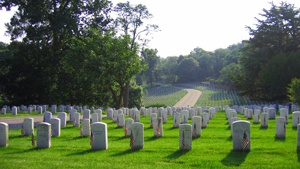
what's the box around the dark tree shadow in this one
[297,151,300,162]
[221,150,249,167]
[165,150,189,159]
[111,148,140,157]
[66,149,95,156]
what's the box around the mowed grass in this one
[1,111,300,168]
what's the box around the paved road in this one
[172,85,202,107]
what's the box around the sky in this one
[0,0,300,58]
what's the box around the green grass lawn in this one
[0,111,300,168]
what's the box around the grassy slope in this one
[0,111,300,169]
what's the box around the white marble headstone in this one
[253,109,261,124]
[280,108,289,124]
[130,123,144,150]
[125,119,133,137]
[91,122,108,150]
[162,110,167,124]
[44,112,52,123]
[12,106,17,115]
[113,110,118,123]
[269,108,276,119]
[188,109,196,120]
[179,124,192,150]
[23,118,34,135]
[261,112,269,128]
[37,122,51,148]
[58,112,66,127]
[83,109,90,119]
[173,112,180,128]
[200,113,208,128]
[107,109,113,119]
[81,119,91,137]
[150,113,157,128]
[275,117,286,138]
[293,111,300,128]
[50,118,60,137]
[117,114,125,128]
[0,122,8,147]
[153,118,163,137]
[192,116,201,138]
[73,112,80,127]
[1,108,6,115]
[91,113,98,124]
[95,109,102,122]
[181,110,188,124]
[232,120,250,151]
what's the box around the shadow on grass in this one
[5,147,39,154]
[221,150,249,167]
[111,149,140,157]
[297,151,300,162]
[226,136,233,141]
[274,137,286,142]
[165,150,189,159]
[145,136,159,142]
[115,136,127,141]
[9,135,26,139]
[292,127,297,131]
[192,136,201,140]
[66,149,95,156]
[259,126,268,130]
[225,127,231,130]
[71,136,85,140]
[167,127,178,130]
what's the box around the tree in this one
[234,2,300,101]
[175,57,199,82]
[287,78,300,105]
[140,48,160,87]
[113,1,158,107]
[0,0,112,104]
[216,63,240,86]
[160,56,178,83]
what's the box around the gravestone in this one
[118,109,123,115]
[297,124,300,151]
[261,113,269,128]
[58,112,66,127]
[263,107,269,113]
[173,112,180,128]
[167,106,172,115]
[232,120,250,151]
[81,119,91,137]
[176,107,182,113]
[91,113,98,124]
[292,111,300,128]
[133,110,140,122]
[1,108,6,115]
[73,112,80,127]
[162,110,167,124]
[12,106,17,115]
[113,110,118,123]
[280,108,289,124]
[27,106,32,113]
[153,118,163,137]
[231,117,241,137]
[23,118,34,135]
[228,110,237,125]
[179,124,192,150]
[275,117,286,138]
[51,105,56,114]
[188,109,196,120]
[244,108,248,117]
[158,107,164,117]
[141,107,147,117]
[95,109,102,122]
[253,109,261,124]
[37,122,51,148]
[196,107,202,115]
[83,109,90,119]
[50,118,60,137]
[269,108,276,119]
[91,122,108,150]
[44,112,52,123]
[125,119,133,137]
[69,109,77,122]
[107,109,113,119]
[117,114,125,128]
[130,123,144,150]
[248,109,253,119]
[181,110,188,124]
[0,122,8,147]
[200,113,208,128]
[192,116,201,138]
[38,106,42,114]
[150,113,157,128]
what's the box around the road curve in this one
[172,85,202,107]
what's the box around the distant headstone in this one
[280,108,289,124]
[57,112,66,127]
[118,109,123,115]
[192,116,201,138]
[188,109,196,120]
[125,119,133,137]
[253,109,260,124]
[269,108,276,119]
[150,113,157,128]
[200,113,208,128]
[117,114,125,128]
[83,109,90,119]
[133,110,140,122]
[0,122,8,147]
[261,113,269,128]
[179,124,192,150]
[162,110,167,124]
[231,117,241,137]
[153,118,163,138]
[44,112,52,123]
[1,108,6,115]
[158,107,164,117]
[113,110,118,123]
[50,118,60,137]
[181,110,188,124]
[23,118,34,135]
[130,123,144,150]
[292,111,300,128]
[51,105,56,114]
[232,120,250,151]
[37,122,51,148]
[297,124,300,151]
[38,106,42,114]
[12,106,17,115]
[91,113,98,124]
[248,109,253,119]
[73,112,80,127]
[95,109,102,122]
[173,112,180,128]
[91,122,108,150]
[275,117,286,138]
[167,106,172,115]
[81,119,91,137]
[141,107,147,117]
[107,109,113,119]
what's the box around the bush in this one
[287,78,300,105]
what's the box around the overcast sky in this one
[1,0,299,58]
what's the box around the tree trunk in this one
[123,81,130,108]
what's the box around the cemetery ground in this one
[1,111,300,168]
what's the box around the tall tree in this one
[140,48,160,87]
[235,2,300,101]
[113,1,158,107]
